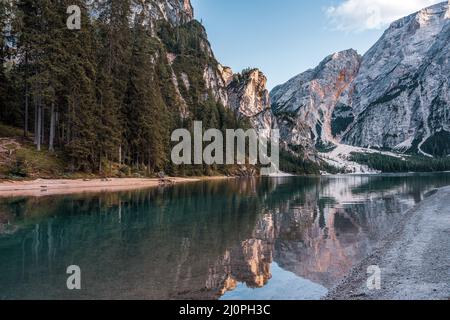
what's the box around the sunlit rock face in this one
[227,69,274,137]
[271,49,361,150]
[201,66,274,138]
[203,64,230,107]
[342,2,450,156]
[151,0,194,25]
[131,0,194,28]
[218,65,234,86]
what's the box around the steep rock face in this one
[203,64,230,107]
[218,65,234,86]
[132,0,194,29]
[271,49,361,150]
[133,0,275,138]
[149,0,194,25]
[203,64,235,108]
[271,2,450,158]
[342,2,450,156]
[227,69,273,136]
[130,0,276,145]
[202,66,274,137]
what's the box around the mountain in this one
[4,0,448,178]
[342,1,450,157]
[271,1,450,158]
[227,68,273,137]
[129,0,194,30]
[271,49,361,152]
[134,0,273,131]
[148,1,274,137]
[0,0,281,177]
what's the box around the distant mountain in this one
[271,49,361,154]
[271,1,450,158]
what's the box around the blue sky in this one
[191,0,442,89]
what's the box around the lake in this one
[1,173,450,300]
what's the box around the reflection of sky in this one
[220,262,328,301]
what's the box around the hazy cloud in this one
[326,0,443,32]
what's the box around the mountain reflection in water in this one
[1,173,450,300]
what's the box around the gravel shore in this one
[326,186,450,300]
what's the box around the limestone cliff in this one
[227,69,273,137]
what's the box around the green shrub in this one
[8,157,29,178]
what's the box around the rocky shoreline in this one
[326,186,450,300]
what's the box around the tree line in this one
[0,0,246,176]
[350,152,450,173]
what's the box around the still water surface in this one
[1,173,450,300]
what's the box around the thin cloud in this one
[325,0,443,32]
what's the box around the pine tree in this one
[94,0,132,170]
[124,16,171,173]
[0,0,8,117]
[15,0,37,133]
[0,0,14,124]
[60,0,98,171]
[16,0,73,151]
[2,0,258,177]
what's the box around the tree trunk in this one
[24,86,29,137]
[37,103,41,151]
[34,98,38,145]
[99,150,102,174]
[24,52,29,138]
[148,150,152,175]
[55,111,60,146]
[49,103,55,152]
[41,106,44,146]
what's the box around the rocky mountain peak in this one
[154,0,194,25]
[271,49,361,113]
[132,0,194,29]
[341,1,450,156]
[270,2,450,159]
[415,1,449,26]
[446,0,450,19]
[228,69,270,117]
[218,65,234,86]
[387,1,448,30]
[227,68,273,136]
[270,49,361,150]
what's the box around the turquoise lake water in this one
[1,173,450,300]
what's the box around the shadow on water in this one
[1,173,450,300]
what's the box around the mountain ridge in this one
[270,1,450,159]
[1,0,450,178]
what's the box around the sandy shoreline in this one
[326,186,450,300]
[0,177,229,198]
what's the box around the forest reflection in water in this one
[1,173,450,300]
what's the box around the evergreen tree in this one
[0,0,8,117]
[94,0,132,169]
[60,0,98,171]
[0,0,15,124]
[124,16,170,173]
[1,0,280,177]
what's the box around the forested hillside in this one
[0,0,252,178]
